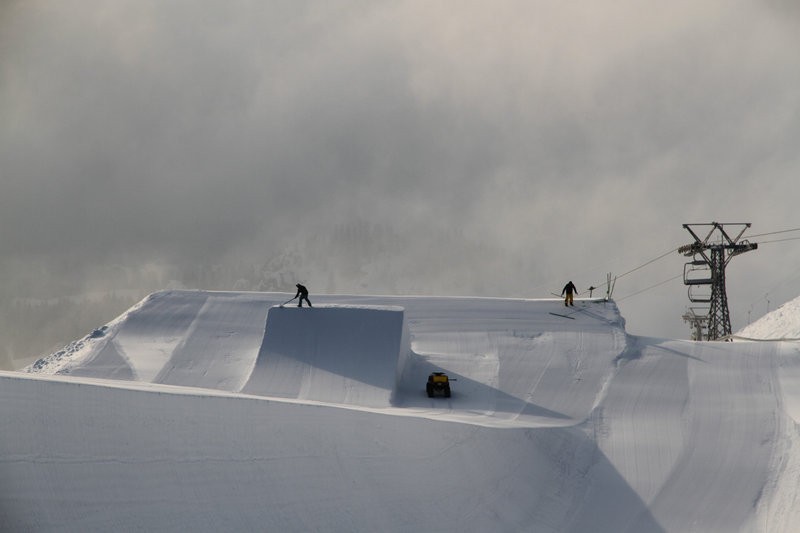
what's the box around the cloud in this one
[1,0,799,338]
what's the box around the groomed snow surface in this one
[3,290,800,532]
[737,293,800,341]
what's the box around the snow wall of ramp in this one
[241,305,410,408]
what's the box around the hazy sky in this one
[2,0,799,338]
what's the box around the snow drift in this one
[737,293,800,340]
[4,289,800,532]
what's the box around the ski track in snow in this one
[4,290,800,532]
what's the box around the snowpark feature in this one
[3,290,800,531]
[241,305,410,407]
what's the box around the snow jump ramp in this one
[241,305,411,408]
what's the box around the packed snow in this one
[737,293,800,340]
[3,289,800,531]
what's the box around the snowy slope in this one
[3,290,800,532]
[29,290,624,428]
[738,293,800,340]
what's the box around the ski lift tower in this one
[677,222,757,341]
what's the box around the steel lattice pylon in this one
[707,247,730,339]
[678,222,757,341]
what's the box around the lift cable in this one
[559,229,799,303]
[590,230,800,298]
[614,247,681,280]
[754,236,800,245]
[615,273,684,303]
[744,227,800,239]
[579,246,680,298]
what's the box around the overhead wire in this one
[597,227,800,302]
[553,227,800,305]
[580,246,680,300]
[615,274,684,302]
[754,236,800,245]
[744,227,800,239]
[613,247,681,280]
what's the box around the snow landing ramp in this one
[241,305,410,408]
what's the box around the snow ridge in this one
[5,290,800,532]
[738,294,800,340]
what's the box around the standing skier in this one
[294,283,312,308]
[561,281,578,307]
